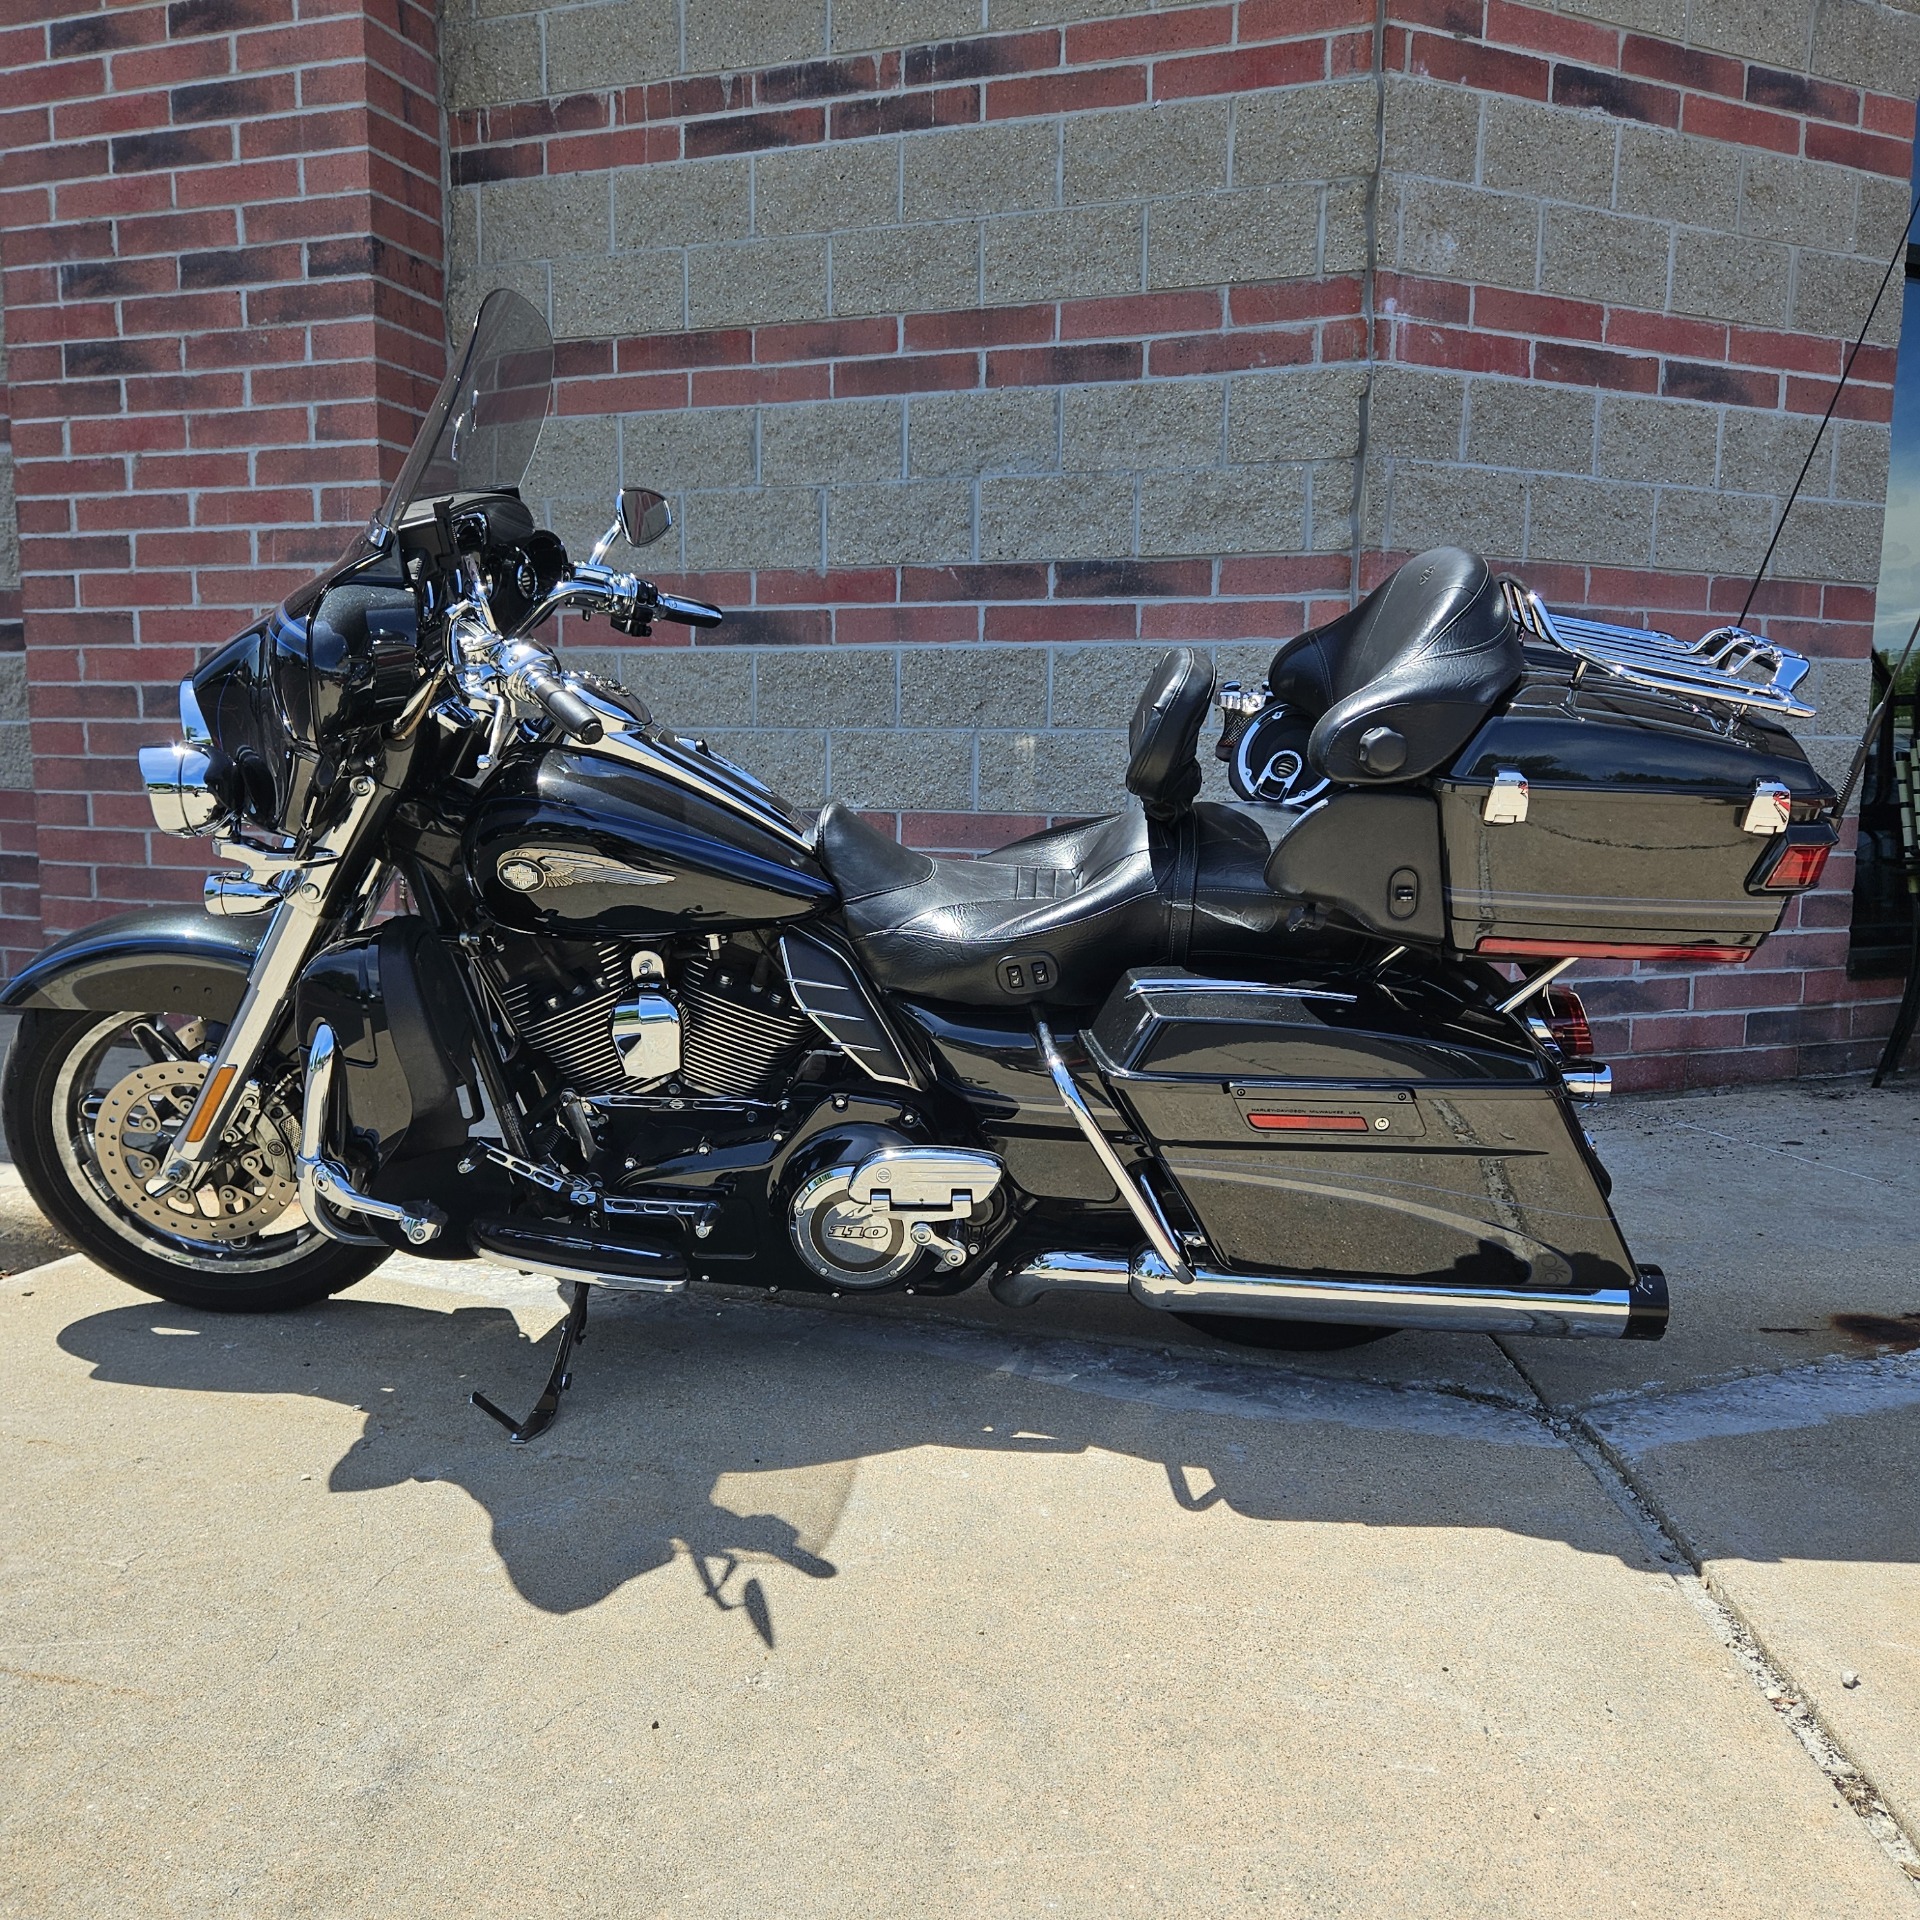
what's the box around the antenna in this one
[1738,193,1920,630]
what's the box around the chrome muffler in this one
[991,1249,1666,1340]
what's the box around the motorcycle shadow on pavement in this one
[54,1279,1920,1639]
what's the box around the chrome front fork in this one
[149,773,388,1195]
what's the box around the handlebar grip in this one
[652,591,723,629]
[521,663,604,744]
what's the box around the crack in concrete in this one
[1496,1336,1920,1891]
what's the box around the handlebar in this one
[652,590,723,629]
[517,658,604,743]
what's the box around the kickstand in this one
[472,1281,591,1443]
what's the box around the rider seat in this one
[817,648,1284,1005]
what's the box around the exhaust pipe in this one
[991,1249,1666,1341]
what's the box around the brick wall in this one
[3,0,1918,1088]
[0,0,445,970]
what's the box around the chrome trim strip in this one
[1033,1017,1193,1282]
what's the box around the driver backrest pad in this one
[1125,646,1215,822]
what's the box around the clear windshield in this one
[368,288,554,541]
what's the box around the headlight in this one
[138,741,224,836]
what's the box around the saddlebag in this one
[1434,652,1838,959]
[1084,970,1635,1291]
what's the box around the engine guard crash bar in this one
[296,1022,446,1247]
[992,1250,1668,1340]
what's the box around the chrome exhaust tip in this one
[996,1249,1667,1341]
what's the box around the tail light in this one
[1750,823,1835,894]
[1540,985,1593,1059]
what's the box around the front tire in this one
[3,1008,386,1312]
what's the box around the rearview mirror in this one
[618,487,672,548]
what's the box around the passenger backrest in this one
[1266,548,1522,785]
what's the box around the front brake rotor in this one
[91,1059,298,1245]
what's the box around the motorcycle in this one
[2,289,1841,1439]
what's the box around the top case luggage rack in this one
[1500,581,1815,721]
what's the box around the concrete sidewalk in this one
[2,1080,1918,1916]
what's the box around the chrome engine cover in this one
[788,1144,1003,1288]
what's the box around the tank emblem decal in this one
[497,850,674,893]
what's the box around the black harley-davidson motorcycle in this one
[2,290,1841,1437]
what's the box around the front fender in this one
[2,908,264,1020]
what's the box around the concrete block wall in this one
[438,0,1920,1083]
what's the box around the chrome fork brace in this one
[296,1023,445,1247]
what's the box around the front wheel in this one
[3,1008,387,1312]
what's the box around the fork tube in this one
[151,773,387,1191]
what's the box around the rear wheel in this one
[1172,1313,1397,1352]
[3,1008,386,1312]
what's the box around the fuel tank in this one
[464,747,834,937]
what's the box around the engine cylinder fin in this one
[677,951,813,1099]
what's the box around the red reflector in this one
[1760,839,1831,891]
[1478,938,1755,963]
[1542,985,1593,1059]
[1247,1112,1370,1132]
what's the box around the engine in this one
[495,934,815,1102]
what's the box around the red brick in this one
[1395,0,1483,31]
[987,341,1140,386]
[1149,328,1317,375]
[1863,91,1917,140]
[905,305,1052,351]
[902,30,1059,88]
[1532,339,1660,392]
[1484,0,1616,64]
[1603,308,1728,359]
[689,365,825,406]
[1373,272,1472,325]
[1240,0,1372,34]
[1475,284,1605,341]
[985,601,1137,643]
[1727,326,1842,377]
[1231,276,1364,325]
[903,564,1049,601]
[831,84,979,140]
[1550,63,1677,128]
[1153,37,1326,102]
[1616,34,1741,98]
[1806,121,1913,177]
[613,327,753,371]
[988,65,1146,119]
[1680,92,1800,154]
[834,352,979,397]
[836,604,980,645]
[1064,6,1232,63]
[757,568,897,605]
[1406,32,1548,100]
[1395,321,1530,377]
[1785,373,1891,421]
